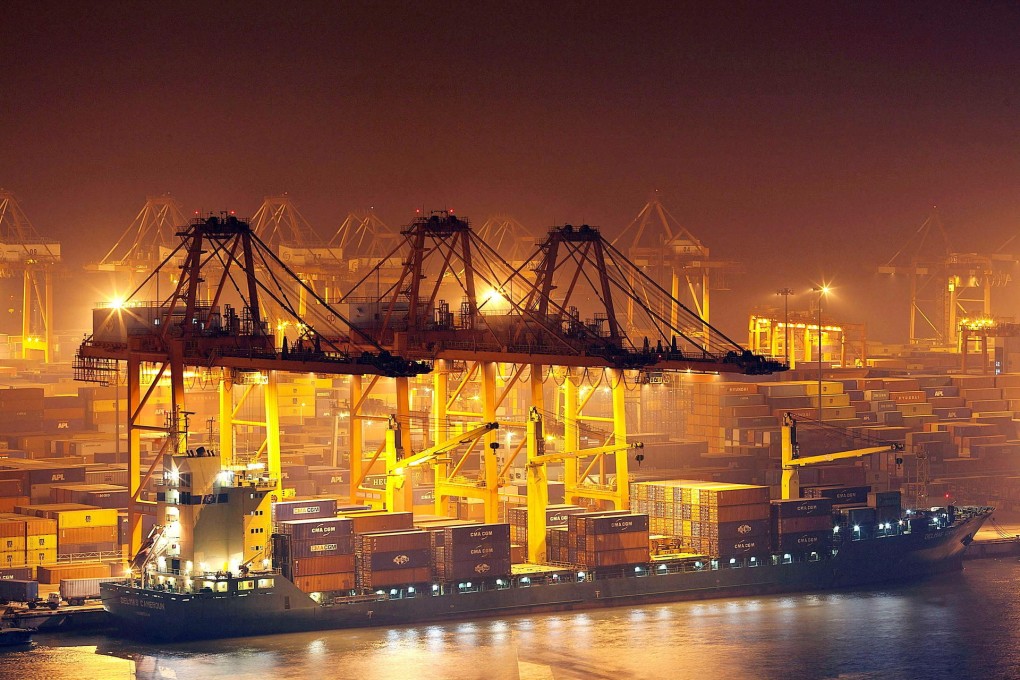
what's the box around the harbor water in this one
[5,557,1020,680]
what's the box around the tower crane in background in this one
[0,190,61,361]
[248,194,344,321]
[612,191,741,346]
[87,194,189,292]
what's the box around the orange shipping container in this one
[59,526,119,544]
[0,536,26,551]
[0,497,29,513]
[26,535,57,549]
[26,548,57,566]
[0,517,26,538]
[292,571,356,593]
[356,566,430,589]
[36,562,112,583]
[291,554,357,577]
[0,550,27,568]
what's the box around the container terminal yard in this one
[0,192,1017,636]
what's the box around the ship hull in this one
[101,509,988,641]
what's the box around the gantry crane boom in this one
[781,413,901,500]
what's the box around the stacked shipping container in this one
[631,480,770,558]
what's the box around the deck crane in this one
[378,420,499,512]
[524,408,643,564]
[781,413,903,500]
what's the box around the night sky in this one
[3,2,1020,342]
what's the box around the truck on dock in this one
[59,577,122,606]
[0,579,60,609]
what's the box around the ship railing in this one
[57,550,125,563]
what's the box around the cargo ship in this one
[98,453,990,641]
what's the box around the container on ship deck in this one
[443,557,513,580]
[774,515,832,534]
[367,548,431,571]
[806,485,871,506]
[773,530,832,553]
[293,571,355,593]
[582,531,652,551]
[714,535,768,558]
[574,548,649,568]
[58,541,119,555]
[291,554,356,577]
[868,491,902,508]
[345,511,414,534]
[771,498,834,518]
[357,566,431,588]
[278,517,353,542]
[357,530,430,553]
[272,498,338,523]
[707,517,771,540]
[447,539,510,562]
[570,513,649,535]
[443,522,511,544]
[0,516,26,538]
[290,536,356,558]
[847,507,877,525]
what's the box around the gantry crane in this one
[75,213,427,555]
[612,192,741,344]
[0,190,61,361]
[87,195,189,292]
[336,211,783,523]
[249,194,345,319]
[878,209,1014,347]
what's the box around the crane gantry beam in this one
[75,213,427,555]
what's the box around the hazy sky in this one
[3,2,1019,341]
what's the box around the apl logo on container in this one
[50,473,65,482]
